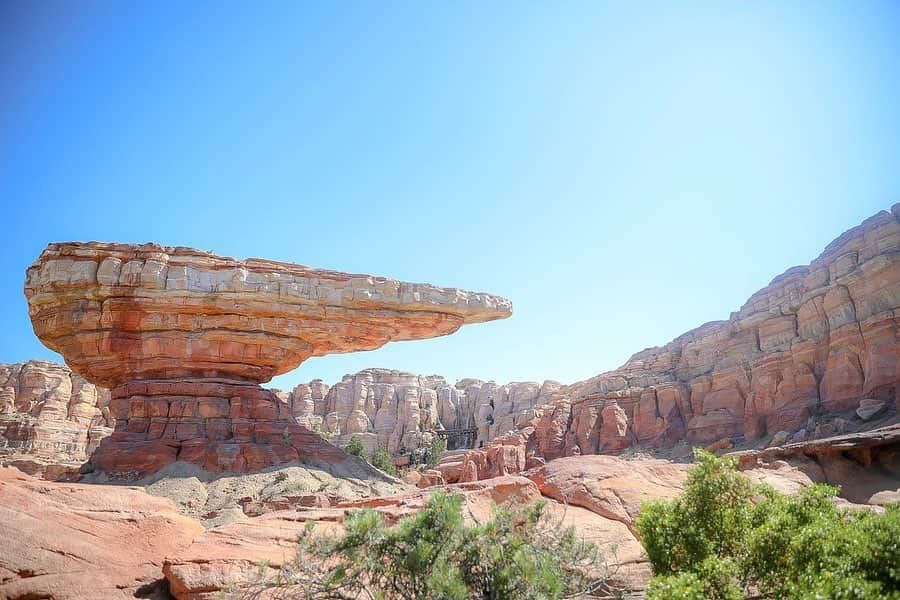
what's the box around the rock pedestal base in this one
[87,379,345,479]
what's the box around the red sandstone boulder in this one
[525,455,688,532]
[416,469,445,487]
[24,242,511,478]
[0,467,202,599]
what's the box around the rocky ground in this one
[1,456,686,599]
[98,455,409,528]
[3,422,898,599]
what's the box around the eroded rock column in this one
[25,242,511,479]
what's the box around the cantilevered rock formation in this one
[25,242,511,478]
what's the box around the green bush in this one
[637,449,755,576]
[275,491,608,599]
[637,449,900,599]
[345,434,365,458]
[425,435,447,468]
[370,442,397,476]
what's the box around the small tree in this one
[637,449,755,577]
[637,449,900,599]
[425,435,447,468]
[265,492,611,599]
[369,443,396,476]
[345,435,365,458]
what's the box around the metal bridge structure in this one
[428,427,479,450]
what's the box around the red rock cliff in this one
[440,204,900,481]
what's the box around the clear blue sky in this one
[1,2,897,391]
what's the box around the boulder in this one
[857,398,888,421]
[525,455,688,533]
[25,242,511,478]
[0,466,202,599]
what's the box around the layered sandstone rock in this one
[563,205,900,448]
[0,360,111,478]
[0,466,202,599]
[437,205,900,482]
[24,242,511,478]
[287,368,562,456]
[733,422,900,506]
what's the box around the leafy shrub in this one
[310,422,332,442]
[637,449,755,576]
[344,434,365,458]
[269,492,610,599]
[637,449,900,599]
[370,442,397,476]
[425,435,447,468]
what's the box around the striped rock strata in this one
[286,369,561,456]
[439,204,900,482]
[0,360,111,479]
[24,242,511,478]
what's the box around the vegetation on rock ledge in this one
[369,442,397,477]
[257,491,611,599]
[425,435,447,468]
[345,434,365,458]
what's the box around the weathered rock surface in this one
[25,242,511,478]
[163,474,648,598]
[0,360,111,479]
[525,455,688,534]
[437,205,900,482]
[4,439,896,599]
[0,466,202,599]
[734,422,900,506]
[564,205,900,447]
[287,368,561,456]
[121,457,409,528]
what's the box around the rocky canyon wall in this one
[7,205,899,479]
[281,369,563,456]
[438,204,900,481]
[0,360,112,477]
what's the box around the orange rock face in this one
[437,205,900,482]
[24,242,511,478]
[0,466,202,599]
[561,205,900,448]
[25,242,511,386]
[0,360,112,479]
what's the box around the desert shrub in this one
[268,491,609,599]
[370,442,397,476]
[637,449,900,600]
[344,434,365,458]
[310,422,332,442]
[637,450,755,576]
[425,435,447,468]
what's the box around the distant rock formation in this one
[439,204,900,482]
[283,369,562,455]
[0,360,111,479]
[24,242,511,478]
[11,205,900,482]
